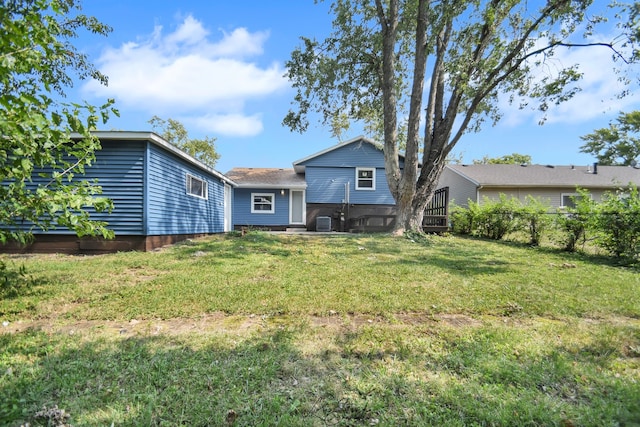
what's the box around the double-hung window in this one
[251,193,275,213]
[356,167,375,190]
[186,174,208,199]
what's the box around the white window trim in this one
[186,174,208,200]
[560,192,591,209]
[251,192,275,214]
[355,167,376,191]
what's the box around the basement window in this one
[356,167,375,190]
[186,174,208,199]
[251,193,275,213]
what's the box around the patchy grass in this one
[1,232,639,426]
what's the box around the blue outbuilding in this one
[5,131,235,253]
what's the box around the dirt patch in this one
[3,312,638,338]
[434,314,483,327]
[1,312,264,338]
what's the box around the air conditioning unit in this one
[316,216,332,232]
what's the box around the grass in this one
[1,232,639,426]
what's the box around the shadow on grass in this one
[0,327,310,426]
[0,260,53,307]
[331,323,640,426]
[2,322,638,426]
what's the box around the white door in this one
[224,184,232,232]
[289,190,306,225]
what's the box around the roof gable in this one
[293,136,400,173]
[446,164,640,188]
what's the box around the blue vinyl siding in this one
[25,140,145,235]
[87,141,145,234]
[233,188,290,226]
[305,166,394,204]
[300,141,388,168]
[298,140,398,205]
[146,143,225,235]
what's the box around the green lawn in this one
[1,232,639,426]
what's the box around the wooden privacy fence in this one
[423,186,449,233]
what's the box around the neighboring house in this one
[438,163,640,209]
[227,136,441,232]
[2,131,235,253]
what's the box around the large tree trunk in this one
[392,156,447,235]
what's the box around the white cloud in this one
[82,15,287,137]
[191,113,264,137]
[498,34,639,127]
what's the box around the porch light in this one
[281,189,285,196]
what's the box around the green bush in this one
[592,184,640,261]
[554,189,595,252]
[472,195,521,240]
[450,195,550,242]
[449,203,475,234]
[515,196,552,246]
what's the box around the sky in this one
[71,0,640,174]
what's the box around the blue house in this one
[4,131,235,253]
[228,136,405,231]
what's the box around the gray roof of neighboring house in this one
[225,168,307,189]
[445,164,640,188]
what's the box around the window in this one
[251,193,275,213]
[356,167,375,190]
[561,193,590,209]
[186,174,208,199]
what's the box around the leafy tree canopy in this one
[284,0,639,234]
[579,111,640,166]
[0,0,118,244]
[474,153,533,165]
[148,116,220,168]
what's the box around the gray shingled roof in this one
[446,164,640,188]
[225,168,307,188]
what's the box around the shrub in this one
[473,195,520,240]
[591,184,640,261]
[553,189,595,252]
[449,203,475,234]
[515,196,552,246]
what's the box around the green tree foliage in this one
[579,111,640,166]
[284,0,639,234]
[473,153,532,165]
[0,0,118,245]
[149,116,220,168]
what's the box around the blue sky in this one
[73,1,640,173]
